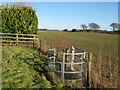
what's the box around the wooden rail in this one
[0,33,38,48]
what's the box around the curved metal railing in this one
[48,46,87,81]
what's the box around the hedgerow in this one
[1,4,38,34]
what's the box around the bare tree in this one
[80,24,88,30]
[110,23,119,31]
[10,2,32,7]
[89,23,100,30]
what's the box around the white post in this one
[71,46,75,71]
[61,53,65,80]
[83,52,86,59]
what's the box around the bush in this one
[1,4,38,34]
[72,29,77,32]
[63,29,68,32]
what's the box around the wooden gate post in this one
[87,52,92,87]
[33,36,36,48]
[36,36,39,49]
[16,34,18,45]
[65,48,70,68]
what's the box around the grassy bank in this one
[2,46,52,88]
[2,46,84,88]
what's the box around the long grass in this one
[38,31,118,88]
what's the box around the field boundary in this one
[0,33,38,48]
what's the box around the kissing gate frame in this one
[48,46,87,81]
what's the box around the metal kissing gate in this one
[48,46,87,81]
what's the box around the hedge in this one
[1,4,38,34]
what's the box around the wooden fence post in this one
[16,34,18,45]
[36,36,39,49]
[43,40,45,52]
[56,46,58,58]
[33,36,35,48]
[65,48,70,68]
[87,52,92,87]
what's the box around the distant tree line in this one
[39,29,60,31]
[80,23,120,31]
[63,22,120,34]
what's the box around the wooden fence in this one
[0,33,38,48]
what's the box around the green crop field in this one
[38,31,118,57]
[38,31,118,88]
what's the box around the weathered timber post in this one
[85,52,89,87]
[87,52,92,87]
[56,46,59,58]
[36,36,39,49]
[65,48,70,68]
[43,40,46,52]
[33,36,36,48]
[16,34,18,46]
